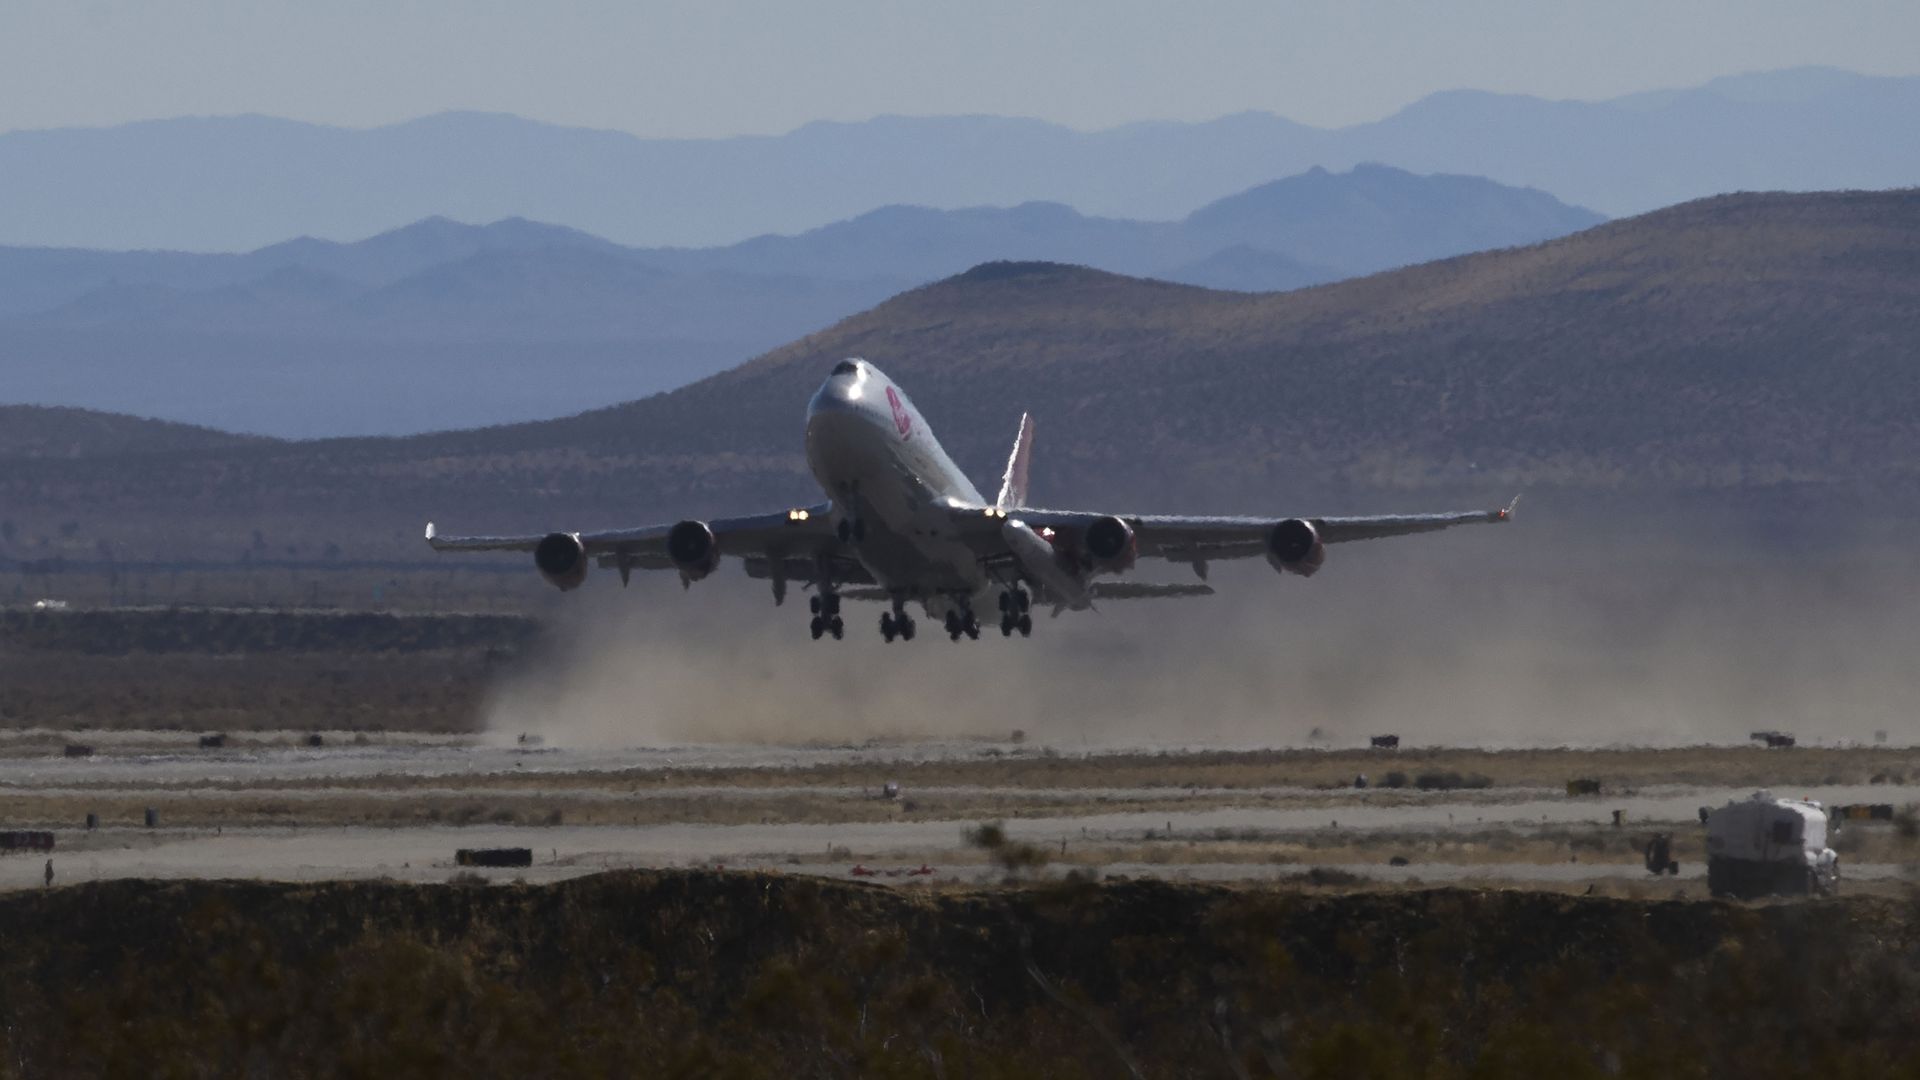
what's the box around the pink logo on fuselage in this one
[886,385,913,440]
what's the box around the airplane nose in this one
[808,368,856,422]
[809,358,868,418]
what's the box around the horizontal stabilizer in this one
[1086,582,1215,601]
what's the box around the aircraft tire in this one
[829,617,844,640]
[899,619,916,642]
[1017,614,1032,636]
[809,616,825,640]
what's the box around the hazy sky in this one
[2,1,1915,137]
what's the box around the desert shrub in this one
[1415,770,1493,791]
[1289,867,1365,886]
[964,819,1050,875]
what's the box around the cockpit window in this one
[831,360,859,376]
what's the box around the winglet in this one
[1496,495,1522,521]
[424,522,438,547]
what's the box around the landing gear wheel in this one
[880,612,896,642]
[964,619,979,641]
[829,616,844,640]
[1000,617,1014,637]
[944,611,962,641]
[1017,613,1032,637]
[1015,589,1030,612]
[809,595,821,614]
[898,616,916,642]
[809,616,825,640]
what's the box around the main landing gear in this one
[808,592,844,640]
[997,588,1033,637]
[943,608,981,641]
[879,601,917,643]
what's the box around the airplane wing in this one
[972,496,1519,569]
[425,502,849,597]
[427,503,836,557]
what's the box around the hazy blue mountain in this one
[1156,246,1330,294]
[0,67,1912,252]
[0,164,1600,436]
[638,164,1599,283]
[0,216,621,320]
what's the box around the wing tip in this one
[1496,494,1522,521]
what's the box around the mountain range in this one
[0,165,1600,437]
[0,67,1912,252]
[4,189,1916,563]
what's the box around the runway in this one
[6,733,1916,895]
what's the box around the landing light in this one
[787,509,811,522]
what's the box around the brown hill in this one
[0,405,272,460]
[5,189,1918,561]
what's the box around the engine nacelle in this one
[1266,518,1325,577]
[533,532,588,591]
[667,519,721,580]
[1081,515,1137,572]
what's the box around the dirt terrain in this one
[0,608,537,731]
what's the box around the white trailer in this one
[1704,791,1839,899]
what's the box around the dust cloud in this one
[482,512,1920,751]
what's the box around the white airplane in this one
[426,358,1517,642]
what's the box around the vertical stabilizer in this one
[995,413,1034,509]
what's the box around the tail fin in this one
[995,412,1034,509]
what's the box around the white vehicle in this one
[426,359,1517,642]
[1705,792,1839,899]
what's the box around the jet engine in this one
[1082,515,1137,572]
[667,519,721,580]
[1266,518,1325,577]
[534,532,589,591]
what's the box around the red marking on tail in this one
[886,386,913,440]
